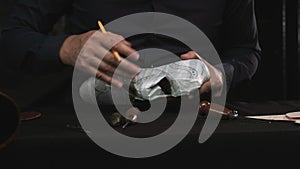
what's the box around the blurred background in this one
[0,0,300,110]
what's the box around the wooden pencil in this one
[98,20,122,61]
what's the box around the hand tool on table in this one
[198,100,239,120]
[245,111,300,124]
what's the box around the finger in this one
[181,51,197,60]
[199,81,211,94]
[99,72,124,88]
[88,40,124,64]
[78,43,117,74]
[82,35,140,78]
[87,55,133,78]
[85,43,140,78]
[117,58,141,77]
[85,65,123,88]
[120,40,139,61]
[88,42,119,64]
[182,51,214,71]
[113,42,140,60]
[99,51,141,77]
[122,40,132,47]
[126,51,140,61]
[98,32,139,60]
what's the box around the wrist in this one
[59,35,79,66]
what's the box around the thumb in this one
[181,51,197,60]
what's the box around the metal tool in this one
[122,114,138,129]
[245,111,300,124]
[199,100,239,120]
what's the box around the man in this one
[0,0,15,70]
[1,0,261,100]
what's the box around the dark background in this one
[1,1,300,168]
[0,0,300,110]
[230,0,300,102]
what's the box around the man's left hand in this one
[181,51,224,97]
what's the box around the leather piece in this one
[20,111,42,121]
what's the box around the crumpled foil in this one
[129,59,210,101]
[80,59,210,104]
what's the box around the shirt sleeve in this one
[218,0,261,91]
[1,0,73,72]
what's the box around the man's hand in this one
[59,30,141,88]
[181,51,224,97]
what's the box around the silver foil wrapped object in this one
[79,59,210,104]
[129,59,210,101]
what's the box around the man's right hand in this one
[59,30,141,88]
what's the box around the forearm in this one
[1,0,71,72]
[219,0,261,90]
[217,48,260,90]
[2,28,69,71]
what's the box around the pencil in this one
[98,20,122,62]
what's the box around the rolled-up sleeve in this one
[1,0,72,72]
[219,0,261,90]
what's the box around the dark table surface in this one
[1,99,300,169]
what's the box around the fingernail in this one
[130,74,137,79]
[116,82,123,88]
[188,95,194,100]
[125,41,132,46]
[133,52,140,61]
[181,54,188,58]
[188,52,195,57]
[136,67,141,74]
[112,79,123,88]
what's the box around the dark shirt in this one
[1,0,261,91]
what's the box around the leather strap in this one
[20,111,42,121]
